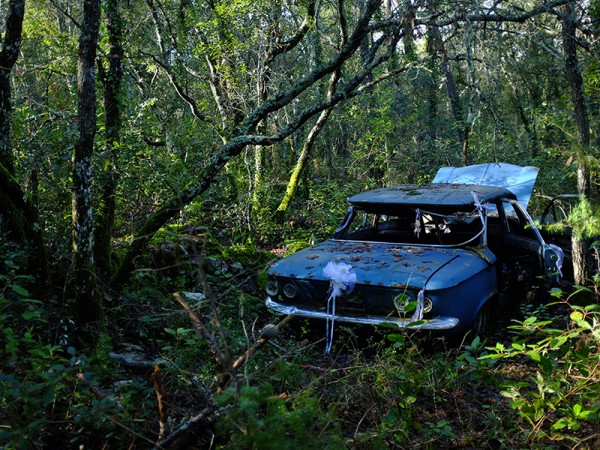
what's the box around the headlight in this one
[393,293,413,313]
[283,284,297,298]
[393,293,433,315]
[266,282,279,296]
[422,297,433,314]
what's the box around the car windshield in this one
[334,206,484,247]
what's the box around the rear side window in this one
[501,201,536,239]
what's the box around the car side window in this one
[501,201,536,239]
[343,212,377,239]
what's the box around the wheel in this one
[470,302,490,337]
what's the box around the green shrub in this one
[478,292,600,445]
[215,383,345,449]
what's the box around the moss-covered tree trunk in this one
[276,2,342,218]
[0,0,50,297]
[95,0,124,282]
[72,0,103,334]
[275,107,334,219]
[0,0,24,175]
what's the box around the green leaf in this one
[570,311,584,321]
[578,410,595,420]
[9,284,30,297]
[549,287,563,298]
[523,316,538,325]
[500,389,518,400]
[22,310,42,320]
[570,311,592,330]
[386,334,405,347]
[550,336,568,349]
[539,355,553,372]
[551,417,570,430]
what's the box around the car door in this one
[538,194,577,265]
[499,198,562,285]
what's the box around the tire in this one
[470,302,490,337]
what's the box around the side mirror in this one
[543,244,564,282]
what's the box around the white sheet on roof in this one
[433,162,539,208]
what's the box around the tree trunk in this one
[512,87,541,157]
[427,0,467,164]
[562,1,591,285]
[0,0,25,174]
[95,0,124,282]
[275,3,344,219]
[72,0,103,334]
[0,0,50,296]
[251,69,267,223]
[422,27,441,167]
[275,107,334,218]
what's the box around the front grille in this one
[273,277,400,316]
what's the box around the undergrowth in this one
[1,233,599,449]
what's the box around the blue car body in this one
[266,164,562,336]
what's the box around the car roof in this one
[347,183,516,209]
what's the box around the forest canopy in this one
[0,0,599,448]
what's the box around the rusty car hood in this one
[269,239,496,291]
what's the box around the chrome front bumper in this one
[265,298,460,330]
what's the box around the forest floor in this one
[3,236,597,449]
[95,263,597,450]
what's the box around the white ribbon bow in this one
[323,261,357,353]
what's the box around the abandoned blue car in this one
[265,164,564,343]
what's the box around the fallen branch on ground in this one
[219,314,294,389]
[173,291,228,372]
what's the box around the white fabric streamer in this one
[411,288,426,322]
[471,191,488,224]
[323,262,357,353]
[471,191,488,246]
[414,208,422,238]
